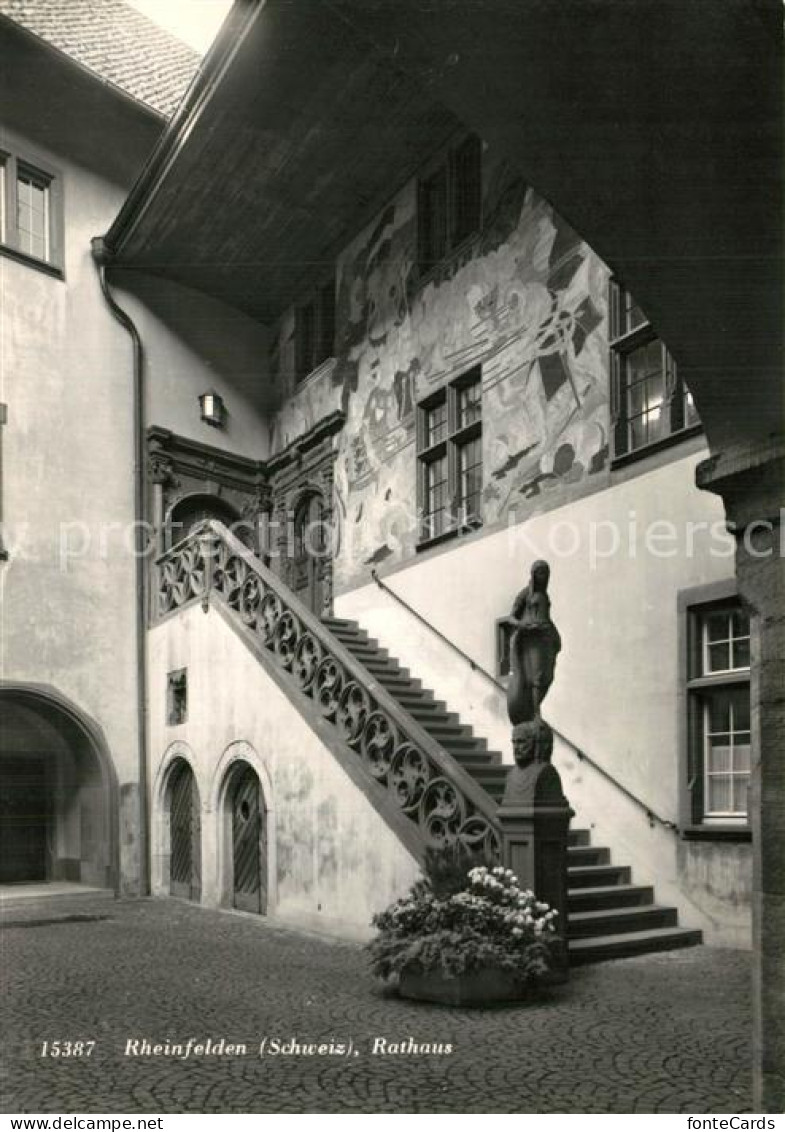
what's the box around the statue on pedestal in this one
[505,559,561,726]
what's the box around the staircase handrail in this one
[156,522,503,858]
[369,568,679,834]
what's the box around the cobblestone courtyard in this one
[1,897,752,1114]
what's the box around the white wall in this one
[148,603,421,940]
[0,133,143,889]
[112,269,272,460]
[337,449,752,946]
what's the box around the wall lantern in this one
[198,390,225,428]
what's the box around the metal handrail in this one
[369,568,679,833]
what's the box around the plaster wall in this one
[147,603,421,940]
[336,451,752,946]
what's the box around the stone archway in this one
[0,685,118,891]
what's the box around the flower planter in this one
[398,966,528,1007]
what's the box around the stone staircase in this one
[323,615,702,964]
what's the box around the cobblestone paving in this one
[1,897,751,1114]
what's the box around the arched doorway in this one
[165,758,201,901]
[291,491,326,614]
[0,686,117,890]
[222,761,267,914]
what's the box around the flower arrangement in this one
[367,845,559,987]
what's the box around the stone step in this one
[422,729,487,753]
[394,696,446,713]
[568,828,592,847]
[406,707,459,726]
[568,904,678,939]
[567,884,655,912]
[436,738,491,757]
[567,863,632,889]
[321,617,359,630]
[457,762,508,782]
[568,926,703,965]
[567,845,610,867]
[0,884,115,916]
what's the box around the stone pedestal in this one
[498,760,572,978]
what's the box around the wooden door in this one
[231,766,266,914]
[0,757,48,883]
[291,493,325,614]
[169,762,201,901]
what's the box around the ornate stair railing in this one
[156,521,501,859]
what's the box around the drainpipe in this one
[90,236,150,897]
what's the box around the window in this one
[0,146,63,275]
[417,367,483,545]
[417,134,482,275]
[686,600,751,826]
[610,280,699,460]
[295,279,335,381]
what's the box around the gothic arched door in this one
[291,492,326,614]
[167,493,254,551]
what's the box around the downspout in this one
[90,236,150,897]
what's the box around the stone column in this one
[498,723,572,979]
[697,441,785,1113]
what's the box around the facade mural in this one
[270,149,611,593]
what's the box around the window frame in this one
[294,276,336,384]
[416,366,483,549]
[678,581,753,840]
[417,133,482,280]
[609,279,700,465]
[0,142,64,278]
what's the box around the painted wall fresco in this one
[270,148,611,594]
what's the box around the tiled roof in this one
[0,0,201,117]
